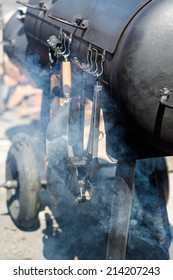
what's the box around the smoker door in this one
[24,0,151,57]
[48,0,151,54]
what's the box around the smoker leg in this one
[39,71,51,137]
[106,160,136,260]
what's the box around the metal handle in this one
[160,97,173,109]
[16,1,47,11]
[159,87,173,109]
[48,15,88,30]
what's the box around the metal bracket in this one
[16,7,27,20]
[159,87,173,109]
[47,32,72,63]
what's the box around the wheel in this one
[6,133,41,231]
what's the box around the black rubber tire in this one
[6,133,41,231]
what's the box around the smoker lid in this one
[48,0,152,54]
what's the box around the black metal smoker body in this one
[2,0,173,259]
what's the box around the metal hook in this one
[63,33,72,61]
[74,46,106,78]
[88,47,99,75]
[95,50,106,78]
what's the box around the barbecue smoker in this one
[2,0,173,259]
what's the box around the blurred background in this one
[0,0,46,259]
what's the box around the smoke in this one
[44,84,111,259]
[44,78,172,260]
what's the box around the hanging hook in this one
[74,45,106,78]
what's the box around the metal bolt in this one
[0,180,18,189]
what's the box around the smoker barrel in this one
[3,0,173,157]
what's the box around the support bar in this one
[106,160,136,260]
